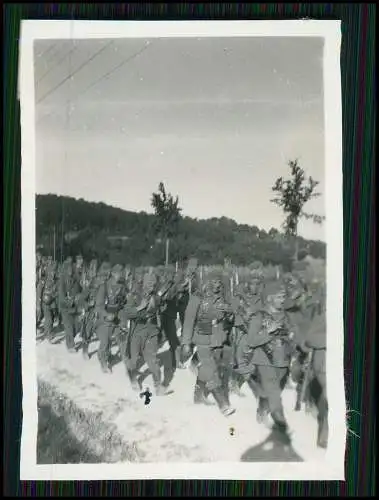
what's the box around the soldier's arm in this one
[58,279,67,309]
[121,303,141,321]
[305,316,326,350]
[181,296,201,346]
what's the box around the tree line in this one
[36,170,325,270]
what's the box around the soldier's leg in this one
[219,345,233,405]
[61,311,75,351]
[81,313,93,360]
[96,322,112,373]
[257,365,288,431]
[42,304,54,341]
[314,372,328,448]
[161,318,182,385]
[197,346,235,416]
[36,283,43,327]
[143,335,166,395]
[162,317,181,367]
[127,333,143,390]
[229,332,247,395]
[234,336,264,404]
[117,329,128,362]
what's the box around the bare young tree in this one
[271,159,325,261]
[151,182,182,266]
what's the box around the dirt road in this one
[37,333,326,463]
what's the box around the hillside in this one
[36,194,326,267]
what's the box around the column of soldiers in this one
[35,253,327,450]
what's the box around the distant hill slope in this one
[36,194,326,267]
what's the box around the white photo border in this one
[19,20,345,481]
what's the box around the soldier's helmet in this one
[111,263,124,281]
[143,271,158,296]
[75,254,84,266]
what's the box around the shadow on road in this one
[240,428,304,462]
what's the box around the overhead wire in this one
[35,43,78,87]
[72,41,151,101]
[36,40,114,105]
[36,41,151,126]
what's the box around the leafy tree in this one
[271,159,325,261]
[151,182,182,266]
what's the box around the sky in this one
[34,36,325,241]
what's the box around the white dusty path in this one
[37,332,327,463]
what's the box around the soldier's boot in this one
[317,402,329,448]
[211,387,236,417]
[100,361,111,374]
[82,343,90,360]
[175,346,185,369]
[127,370,140,392]
[154,372,170,396]
[294,385,302,411]
[317,421,328,449]
[256,397,270,425]
[271,409,289,434]
[194,381,212,405]
[100,352,112,373]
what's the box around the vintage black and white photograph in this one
[20,21,345,480]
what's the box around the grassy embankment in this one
[37,380,142,464]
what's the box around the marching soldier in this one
[36,252,45,328]
[80,259,100,360]
[294,285,328,448]
[180,276,236,417]
[158,268,183,375]
[74,254,85,284]
[177,258,198,329]
[41,261,59,342]
[58,260,82,352]
[233,272,266,401]
[121,271,169,396]
[285,274,317,411]
[96,263,127,373]
[237,283,294,432]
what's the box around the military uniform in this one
[41,263,58,341]
[95,263,127,373]
[181,278,236,417]
[121,272,166,395]
[58,261,82,351]
[302,300,328,448]
[158,271,182,375]
[36,257,45,328]
[79,261,102,359]
[237,284,293,431]
[233,276,265,398]
[285,277,321,411]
